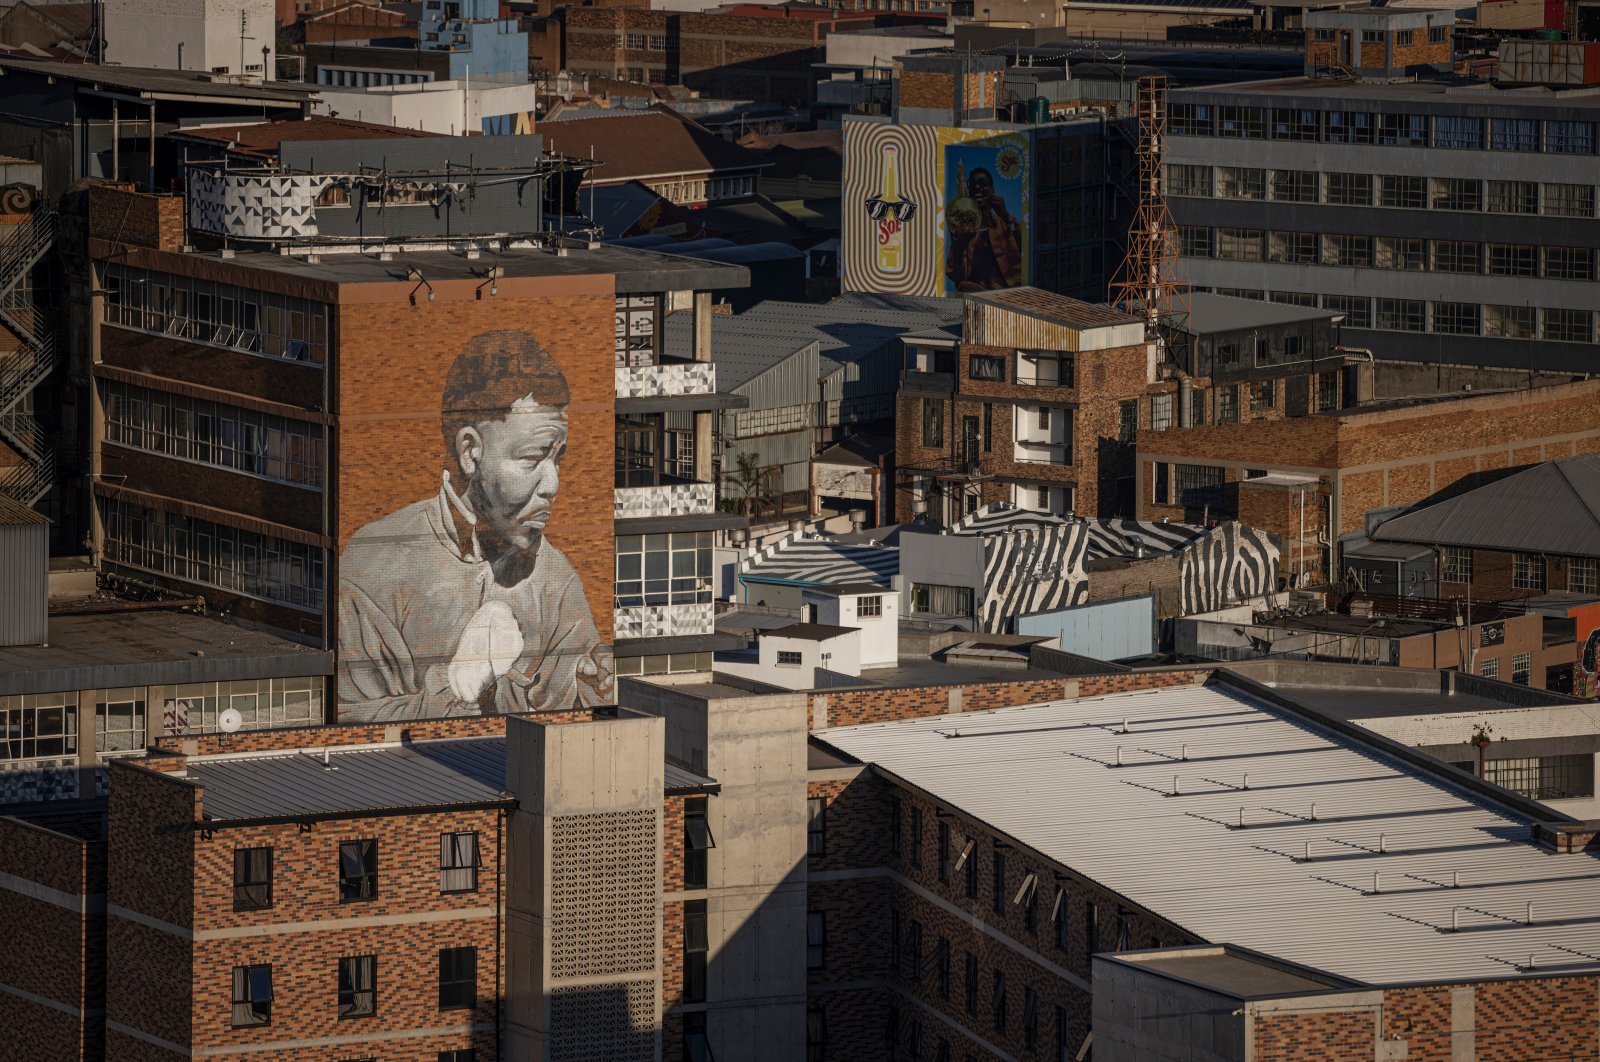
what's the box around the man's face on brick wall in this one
[458,396,569,554]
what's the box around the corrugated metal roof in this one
[1170,292,1337,336]
[189,737,716,821]
[968,287,1139,329]
[1372,454,1600,557]
[0,493,48,525]
[815,682,1600,986]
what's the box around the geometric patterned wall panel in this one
[550,809,658,979]
[188,168,342,240]
[0,757,79,804]
[548,979,657,1062]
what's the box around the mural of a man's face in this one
[456,395,569,554]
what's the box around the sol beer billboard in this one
[842,119,1031,298]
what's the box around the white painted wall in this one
[1012,402,1071,464]
[314,80,542,135]
[806,589,897,668]
[105,0,276,76]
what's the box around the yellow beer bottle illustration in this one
[865,143,916,275]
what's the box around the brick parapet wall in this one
[89,184,185,251]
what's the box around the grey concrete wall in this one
[899,532,986,621]
[1093,956,1247,1062]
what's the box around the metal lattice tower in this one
[1111,75,1188,342]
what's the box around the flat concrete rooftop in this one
[1104,946,1355,999]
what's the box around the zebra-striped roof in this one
[952,505,1069,536]
[955,505,1207,560]
[738,532,899,587]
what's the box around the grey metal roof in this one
[1371,455,1600,557]
[188,736,717,821]
[1170,292,1338,336]
[667,294,962,390]
[1343,540,1434,563]
[770,622,857,641]
[815,681,1600,986]
[0,57,316,102]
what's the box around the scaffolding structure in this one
[1110,75,1188,344]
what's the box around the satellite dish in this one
[218,708,243,734]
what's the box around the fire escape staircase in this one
[0,209,58,507]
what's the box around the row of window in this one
[1171,165,1599,219]
[233,834,479,913]
[1477,653,1534,687]
[316,67,431,87]
[1182,226,1598,284]
[229,950,477,1028]
[614,531,715,610]
[1442,548,1599,594]
[1188,285,1597,344]
[102,379,325,490]
[1171,104,1597,155]
[101,499,325,612]
[1311,25,1448,46]
[621,31,669,50]
[103,263,330,366]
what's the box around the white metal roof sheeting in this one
[815,682,1600,986]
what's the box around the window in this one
[1318,370,1340,412]
[910,806,924,868]
[1377,113,1427,146]
[685,795,713,888]
[1150,393,1175,433]
[1429,24,1447,43]
[649,33,666,49]
[1217,386,1239,424]
[1375,237,1425,270]
[1432,241,1481,274]
[438,947,477,1009]
[1573,559,1600,595]
[337,955,376,1019]
[1491,118,1539,152]
[234,848,272,911]
[439,832,480,893]
[1249,380,1276,411]
[807,911,827,969]
[1325,171,1372,205]
[1483,755,1594,800]
[1154,462,1171,506]
[1085,902,1099,960]
[1179,226,1213,258]
[911,583,975,618]
[1507,651,1532,687]
[807,1006,827,1062]
[1378,174,1425,209]
[339,840,377,902]
[1325,111,1374,144]
[0,693,76,762]
[1057,1005,1071,1062]
[624,31,645,48]
[1166,164,1211,197]
[1360,28,1382,42]
[808,797,826,857]
[776,650,803,667]
[1481,658,1500,680]
[1443,547,1472,583]
[1486,180,1537,215]
[937,936,951,998]
[1174,464,1225,510]
[1431,302,1480,336]
[684,899,708,1003]
[964,837,979,898]
[1376,298,1426,332]
[1216,105,1265,139]
[95,690,145,753]
[231,964,273,1027]
[1544,247,1594,280]
[1269,231,1317,264]
[1215,167,1265,200]
[685,1012,710,1062]
[906,919,923,981]
[890,907,901,971]
[1272,109,1319,141]
[964,952,979,1014]
[614,531,713,610]
[1311,27,1335,40]
[1546,120,1596,154]
[937,821,950,883]
[1117,400,1138,444]
[1395,28,1414,46]
[1432,177,1481,212]
[889,794,901,857]
[1270,170,1318,202]
[921,398,944,448]
[1036,406,1052,432]
[1488,244,1538,276]
[992,851,1006,916]
[1434,115,1483,150]
[1541,183,1595,219]
[1053,888,1070,951]
[969,354,1005,381]
[1170,103,1213,136]
[1514,552,1546,591]
[1023,986,1039,1051]
[1321,234,1371,267]
[1322,294,1371,329]
[103,264,330,365]
[1484,305,1536,339]
[1543,308,1594,343]
[101,498,324,612]
[992,970,1008,1033]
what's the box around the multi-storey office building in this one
[84,129,747,717]
[1167,75,1600,371]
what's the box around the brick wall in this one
[0,816,105,1062]
[808,678,1077,728]
[335,279,616,646]
[88,185,184,251]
